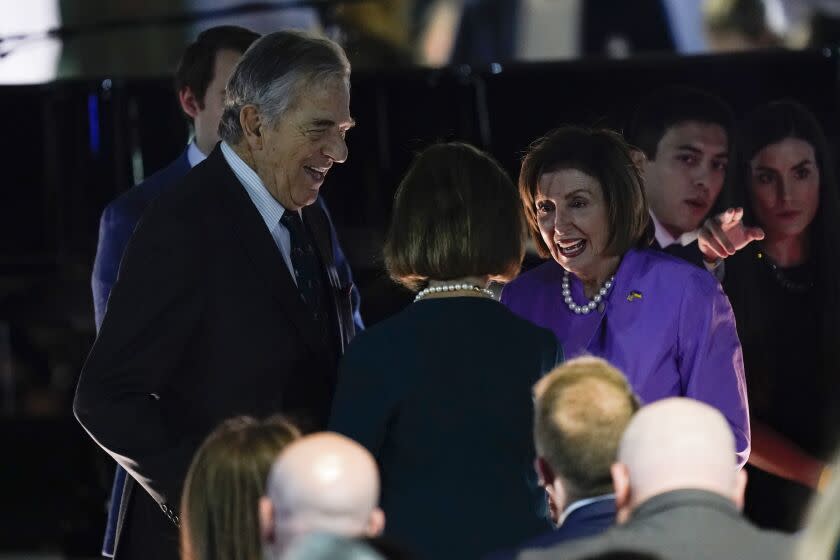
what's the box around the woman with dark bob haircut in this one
[501,126,750,467]
[698,101,840,531]
[329,142,562,559]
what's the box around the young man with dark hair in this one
[625,86,762,268]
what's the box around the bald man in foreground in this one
[519,398,794,560]
[259,432,385,558]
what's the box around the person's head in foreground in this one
[180,415,300,560]
[533,356,640,524]
[611,397,746,524]
[260,432,384,558]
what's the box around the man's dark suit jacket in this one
[91,146,363,558]
[518,490,795,560]
[488,497,615,559]
[75,146,356,560]
[92,151,191,558]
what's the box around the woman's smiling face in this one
[535,168,612,280]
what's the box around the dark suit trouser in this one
[116,487,179,560]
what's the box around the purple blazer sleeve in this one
[677,271,751,468]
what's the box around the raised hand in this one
[698,207,765,262]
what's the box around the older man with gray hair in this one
[74,31,357,560]
[259,432,385,558]
[519,398,794,560]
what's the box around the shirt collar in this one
[220,141,289,231]
[649,210,699,248]
[186,141,208,168]
[559,493,616,526]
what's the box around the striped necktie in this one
[280,212,325,322]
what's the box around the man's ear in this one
[366,507,385,537]
[258,496,275,544]
[732,468,748,511]
[611,462,632,524]
[535,456,555,487]
[178,87,202,119]
[239,105,263,149]
[629,147,647,176]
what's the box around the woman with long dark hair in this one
[701,100,840,530]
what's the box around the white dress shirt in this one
[219,141,297,283]
[559,493,616,526]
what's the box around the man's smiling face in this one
[253,77,354,210]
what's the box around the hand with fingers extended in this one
[698,207,765,263]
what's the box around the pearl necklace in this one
[414,282,496,302]
[561,270,614,314]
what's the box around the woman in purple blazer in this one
[501,126,750,467]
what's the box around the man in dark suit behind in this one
[519,398,795,560]
[489,357,639,559]
[75,31,357,560]
[91,26,257,329]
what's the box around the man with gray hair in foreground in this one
[260,432,385,558]
[520,398,794,560]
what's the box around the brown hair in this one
[519,126,652,259]
[174,26,259,114]
[533,356,640,502]
[180,415,300,560]
[385,142,526,291]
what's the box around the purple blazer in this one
[502,249,750,467]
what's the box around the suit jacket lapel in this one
[209,149,325,354]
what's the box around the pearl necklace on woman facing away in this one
[561,269,614,314]
[414,281,496,302]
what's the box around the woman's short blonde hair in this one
[385,142,526,291]
[180,415,300,560]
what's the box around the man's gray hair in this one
[218,30,350,144]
